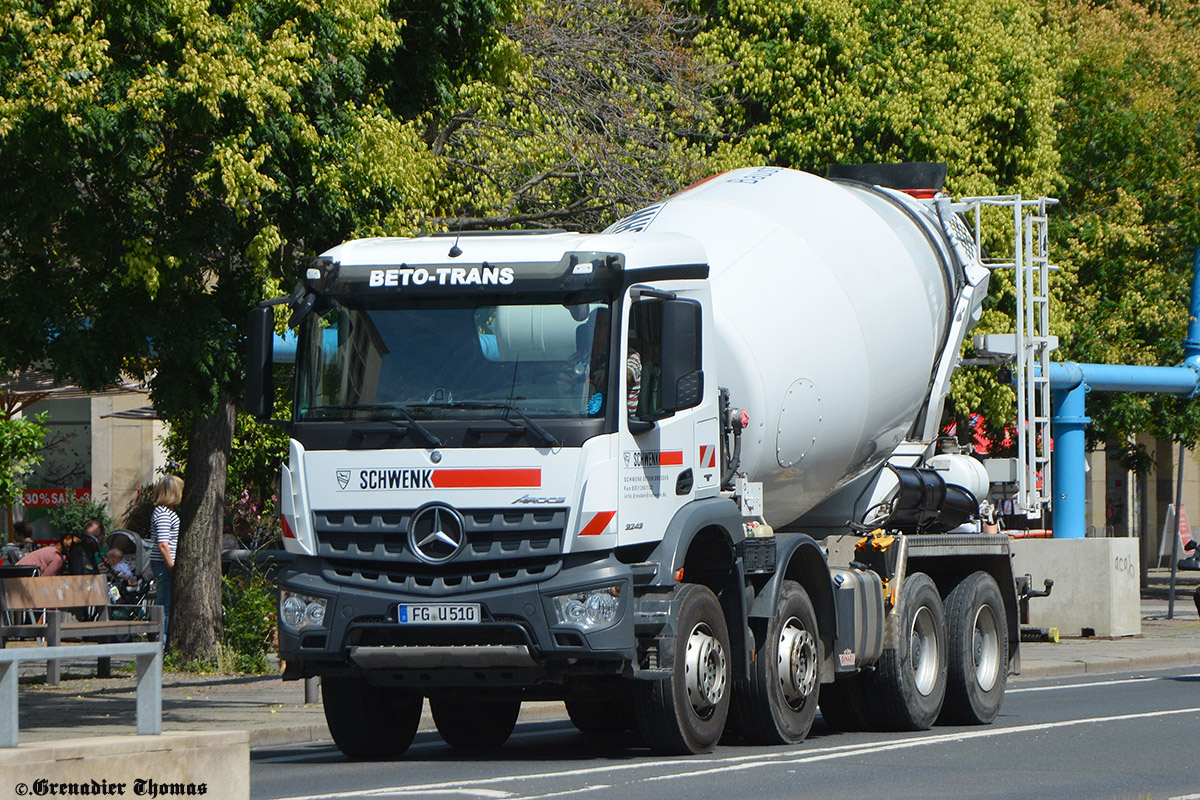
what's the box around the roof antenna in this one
[448,220,463,258]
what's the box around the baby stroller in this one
[104,528,156,619]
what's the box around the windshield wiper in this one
[414,401,561,448]
[301,404,442,448]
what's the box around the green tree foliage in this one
[690,0,1063,195]
[0,412,47,510]
[690,0,1065,437]
[1053,0,1200,451]
[416,0,725,232]
[46,494,113,537]
[0,0,504,659]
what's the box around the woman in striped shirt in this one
[149,474,183,641]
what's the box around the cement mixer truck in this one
[245,164,1022,758]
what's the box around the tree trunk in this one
[172,392,237,661]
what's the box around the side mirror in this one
[245,307,275,420]
[661,298,703,412]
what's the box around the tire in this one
[566,696,637,736]
[634,584,732,755]
[732,580,821,744]
[865,572,947,731]
[322,676,423,760]
[818,671,874,732]
[431,697,521,750]
[939,571,1008,724]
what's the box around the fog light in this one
[280,591,328,631]
[552,585,622,631]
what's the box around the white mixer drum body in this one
[612,167,966,526]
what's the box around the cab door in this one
[616,290,705,547]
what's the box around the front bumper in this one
[278,553,636,686]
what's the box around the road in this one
[251,667,1200,800]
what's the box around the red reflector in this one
[579,511,616,536]
[281,514,296,539]
[901,188,939,199]
[673,568,685,582]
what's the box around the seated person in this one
[1,520,35,565]
[65,526,103,575]
[626,349,642,415]
[16,539,67,577]
[104,546,137,583]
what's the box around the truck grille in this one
[313,507,567,595]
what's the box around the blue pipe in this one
[1049,381,1090,538]
[1047,245,1200,537]
[1048,362,1200,395]
[1186,245,1200,366]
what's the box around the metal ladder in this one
[960,195,1057,516]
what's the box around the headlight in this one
[552,585,622,631]
[280,591,328,631]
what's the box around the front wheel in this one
[635,584,732,754]
[732,580,821,744]
[431,697,521,750]
[322,677,423,760]
[940,571,1008,724]
[866,572,947,731]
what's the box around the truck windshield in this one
[294,296,615,422]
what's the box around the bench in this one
[0,573,162,684]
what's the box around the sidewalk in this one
[9,569,1200,749]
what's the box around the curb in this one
[1015,652,1200,681]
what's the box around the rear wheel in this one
[322,676,423,760]
[732,581,821,744]
[866,572,947,730]
[635,584,731,755]
[940,571,1008,724]
[431,697,521,750]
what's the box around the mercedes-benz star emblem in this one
[408,505,466,564]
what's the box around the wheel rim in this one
[777,616,818,709]
[684,622,728,718]
[910,605,939,696]
[971,603,1001,692]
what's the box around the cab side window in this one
[627,301,663,418]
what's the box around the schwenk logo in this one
[336,470,351,490]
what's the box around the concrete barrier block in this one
[0,731,249,800]
[1010,538,1141,637]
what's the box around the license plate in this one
[397,603,481,624]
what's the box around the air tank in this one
[615,167,980,528]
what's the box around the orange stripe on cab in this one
[431,468,541,488]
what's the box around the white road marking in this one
[273,706,1200,800]
[1010,676,1159,693]
[509,785,613,800]
[644,706,1200,783]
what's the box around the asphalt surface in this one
[248,666,1200,800]
[8,569,1200,749]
